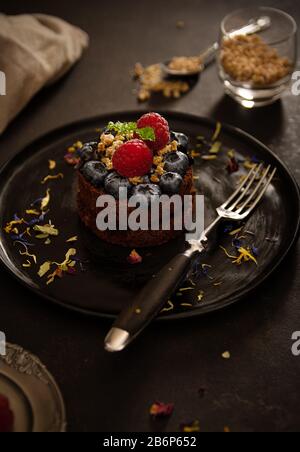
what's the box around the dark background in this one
[0,0,299,432]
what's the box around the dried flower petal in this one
[38,249,78,285]
[11,229,33,245]
[127,249,143,265]
[220,245,258,266]
[198,291,205,302]
[224,223,234,234]
[26,209,40,216]
[41,189,51,211]
[66,236,78,243]
[64,154,80,166]
[41,173,64,185]
[232,238,243,249]
[227,157,239,174]
[201,263,212,275]
[212,122,222,142]
[179,287,194,292]
[201,155,217,161]
[244,160,256,170]
[4,219,26,234]
[47,268,63,285]
[66,266,77,275]
[229,227,243,236]
[209,141,222,154]
[33,225,59,236]
[63,248,77,264]
[38,262,51,277]
[19,248,37,264]
[190,150,201,158]
[150,402,174,418]
[48,160,57,170]
[219,246,238,260]
[233,247,258,266]
[31,197,44,207]
[180,420,200,433]
[161,301,174,313]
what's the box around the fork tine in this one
[222,164,259,209]
[227,163,264,211]
[237,167,277,215]
[236,165,271,213]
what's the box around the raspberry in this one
[0,395,14,433]
[112,139,153,178]
[136,112,170,151]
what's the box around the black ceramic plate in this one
[0,111,299,320]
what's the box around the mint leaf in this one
[135,127,155,141]
[106,121,155,141]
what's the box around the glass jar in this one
[218,7,297,108]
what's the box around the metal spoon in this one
[162,15,271,77]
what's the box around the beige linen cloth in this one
[0,13,89,134]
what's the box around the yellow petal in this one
[48,160,57,170]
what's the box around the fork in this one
[105,164,277,352]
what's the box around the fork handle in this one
[104,251,198,352]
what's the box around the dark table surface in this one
[0,0,300,433]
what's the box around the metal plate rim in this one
[0,342,67,432]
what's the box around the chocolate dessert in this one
[77,113,194,247]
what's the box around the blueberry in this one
[104,171,132,199]
[164,151,189,176]
[85,141,98,149]
[77,142,98,168]
[170,131,189,153]
[81,142,98,158]
[132,184,161,202]
[81,161,108,188]
[159,172,183,194]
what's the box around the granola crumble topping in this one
[220,34,292,86]
[97,130,133,168]
[129,177,144,185]
[158,141,178,156]
[150,174,160,183]
[155,165,165,176]
[91,122,181,184]
[168,56,202,73]
[101,157,113,170]
[153,156,163,166]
